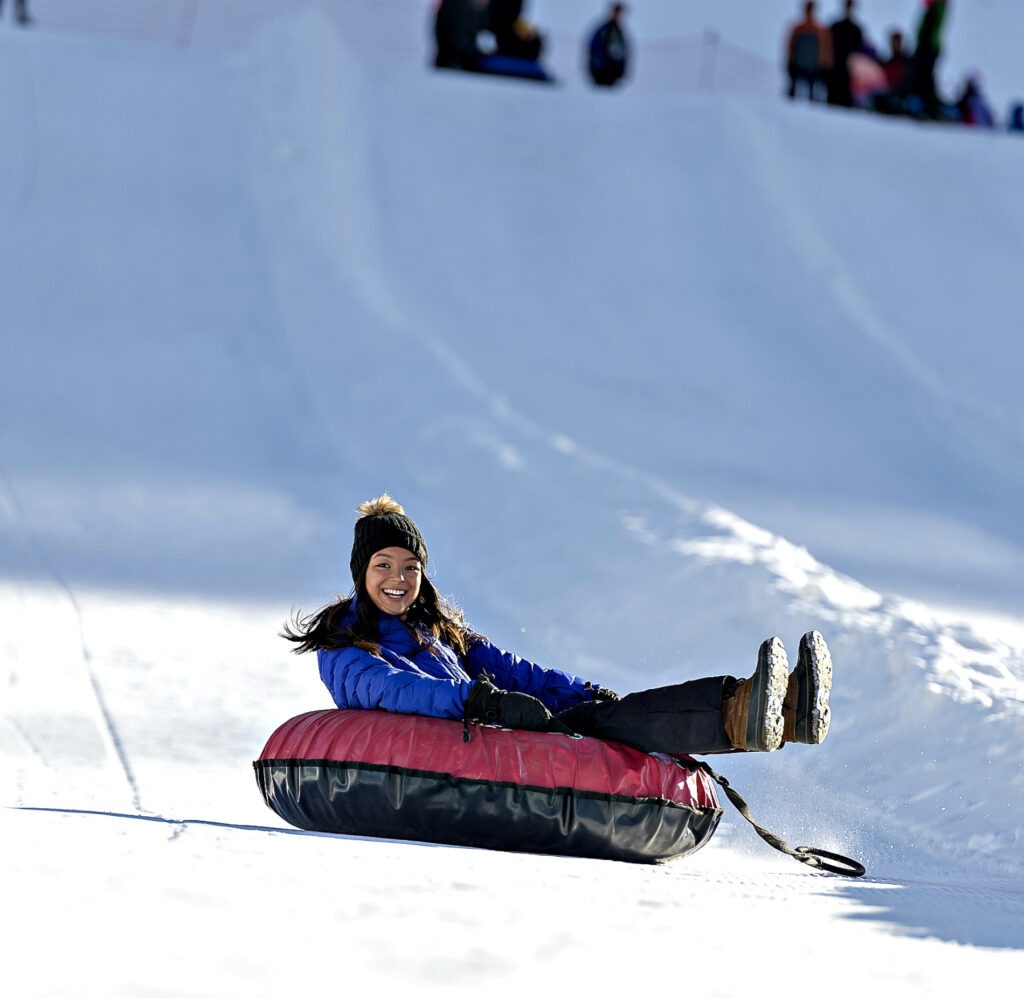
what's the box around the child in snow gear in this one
[587,3,630,87]
[283,495,835,759]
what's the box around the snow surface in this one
[2,2,1024,995]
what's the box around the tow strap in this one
[698,762,866,877]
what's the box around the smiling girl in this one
[283,495,833,756]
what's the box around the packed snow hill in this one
[2,2,1024,995]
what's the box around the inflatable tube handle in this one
[794,847,867,878]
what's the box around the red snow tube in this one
[254,709,722,863]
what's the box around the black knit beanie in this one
[349,495,429,585]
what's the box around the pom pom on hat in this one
[349,494,429,584]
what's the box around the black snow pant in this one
[556,676,735,757]
[788,66,826,102]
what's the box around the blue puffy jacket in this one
[317,600,597,720]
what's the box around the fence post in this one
[698,29,719,91]
[175,0,199,48]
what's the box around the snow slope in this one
[2,3,1024,995]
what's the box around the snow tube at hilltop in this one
[254,709,723,863]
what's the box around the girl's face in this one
[364,546,423,618]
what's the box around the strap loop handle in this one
[697,762,866,878]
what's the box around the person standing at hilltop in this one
[784,1,833,101]
[827,0,866,107]
[905,0,951,119]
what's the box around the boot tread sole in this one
[798,630,832,744]
[748,637,788,752]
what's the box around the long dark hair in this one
[281,573,479,658]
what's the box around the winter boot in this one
[783,630,832,744]
[721,637,788,752]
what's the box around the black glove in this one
[585,682,621,702]
[496,691,554,730]
[465,676,555,732]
